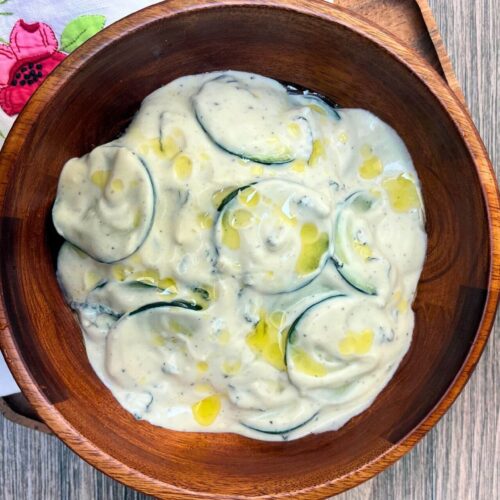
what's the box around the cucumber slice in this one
[56,242,108,303]
[287,86,342,121]
[83,279,198,317]
[214,180,331,294]
[216,183,253,212]
[72,300,122,320]
[106,301,203,390]
[193,73,313,164]
[52,144,155,264]
[332,191,390,295]
[285,294,345,349]
[129,300,201,316]
[240,404,319,436]
[285,295,383,394]
[74,302,120,343]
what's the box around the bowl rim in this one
[0,0,499,497]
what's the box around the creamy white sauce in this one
[53,71,427,441]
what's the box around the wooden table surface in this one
[1,0,498,498]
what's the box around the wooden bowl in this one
[0,0,498,497]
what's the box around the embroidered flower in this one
[0,20,66,116]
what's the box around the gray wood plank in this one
[1,1,498,498]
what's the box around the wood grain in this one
[0,0,498,498]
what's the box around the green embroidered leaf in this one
[60,14,106,53]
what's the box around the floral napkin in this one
[0,0,162,396]
[0,0,161,147]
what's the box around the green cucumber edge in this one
[332,191,377,296]
[284,293,346,363]
[240,410,319,436]
[193,76,314,165]
[129,300,202,317]
[194,106,296,165]
[52,145,157,265]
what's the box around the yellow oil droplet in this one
[133,268,160,286]
[295,232,329,276]
[287,122,301,138]
[157,276,177,294]
[309,139,325,166]
[84,271,101,290]
[246,311,286,370]
[359,155,383,179]
[133,210,142,228]
[218,329,231,346]
[197,212,213,230]
[212,186,236,208]
[194,383,214,394]
[266,136,287,153]
[338,329,374,356]
[173,154,192,180]
[138,375,149,386]
[238,187,260,208]
[251,165,264,176]
[192,394,221,426]
[338,132,348,144]
[269,311,286,330]
[291,159,306,173]
[230,209,254,229]
[272,205,297,227]
[138,137,163,157]
[221,359,241,376]
[161,136,181,160]
[352,240,372,260]
[90,170,109,189]
[111,178,124,192]
[398,299,408,314]
[169,319,191,336]
[221,211,240,250]
[307,104,327,115]
[196,361,209,374]
[151,332,166,347]
[300,222,319,244]
[112,264,132,282]
[129,255,142,266]
[291,347,328,377]
[382,175,421,212]
[199,151,211,162]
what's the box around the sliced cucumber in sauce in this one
[214,180,331,294]
[194,74,313,164]
[286,84,342,121]
[240,406,319,436]
[52,144,155,264]
[285,295,382,395]
[216,184,254,212]
[285,294,345,350]
[129,300,202,316]
[106,302,203,391]
[332,191,386,295]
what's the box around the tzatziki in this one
[52,71,427,441]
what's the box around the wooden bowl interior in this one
[0,3,490,497]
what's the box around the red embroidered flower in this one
[0,20,66,116]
